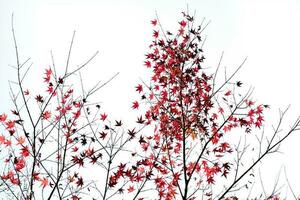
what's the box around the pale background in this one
[0,0,300,198]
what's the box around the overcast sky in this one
[1,0,300,197]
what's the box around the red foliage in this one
[107,12,277,200]
[1,10,299,200]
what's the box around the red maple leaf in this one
[127,185,135,193]
[179,20,187,27]
[132,101,139,109]
[45,68,52,76]
[153,30,159,38]
[256,105,263,114]
[6,120,15,130]
[0,135,6,144]
[10,176,20,185]
[151,19,157,26]
[33,172,40,181]
[218,107,224,114]
[100,113,108,121]
[225,90,231,96]
[135,84,143,93]
[76,177,84,187]
[178,28,184,35]
[207,177,215,185]
[72,146,79,152]
[144,60,151,68]
[0,113,7,122]
[44,75,51,83]
[24,89,30,95]
[246,100,254,107]
[15,158,25,171]
[73,110,81,119]
[4,139,11,146]
[42,111,51,120]
[47,86,54,94]
[21,146,30,157]
[40,177,49,188]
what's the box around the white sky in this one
[1,0,300,198]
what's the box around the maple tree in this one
[107,12,300,200]
[1,11,300,200]
[0,16,141,200]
